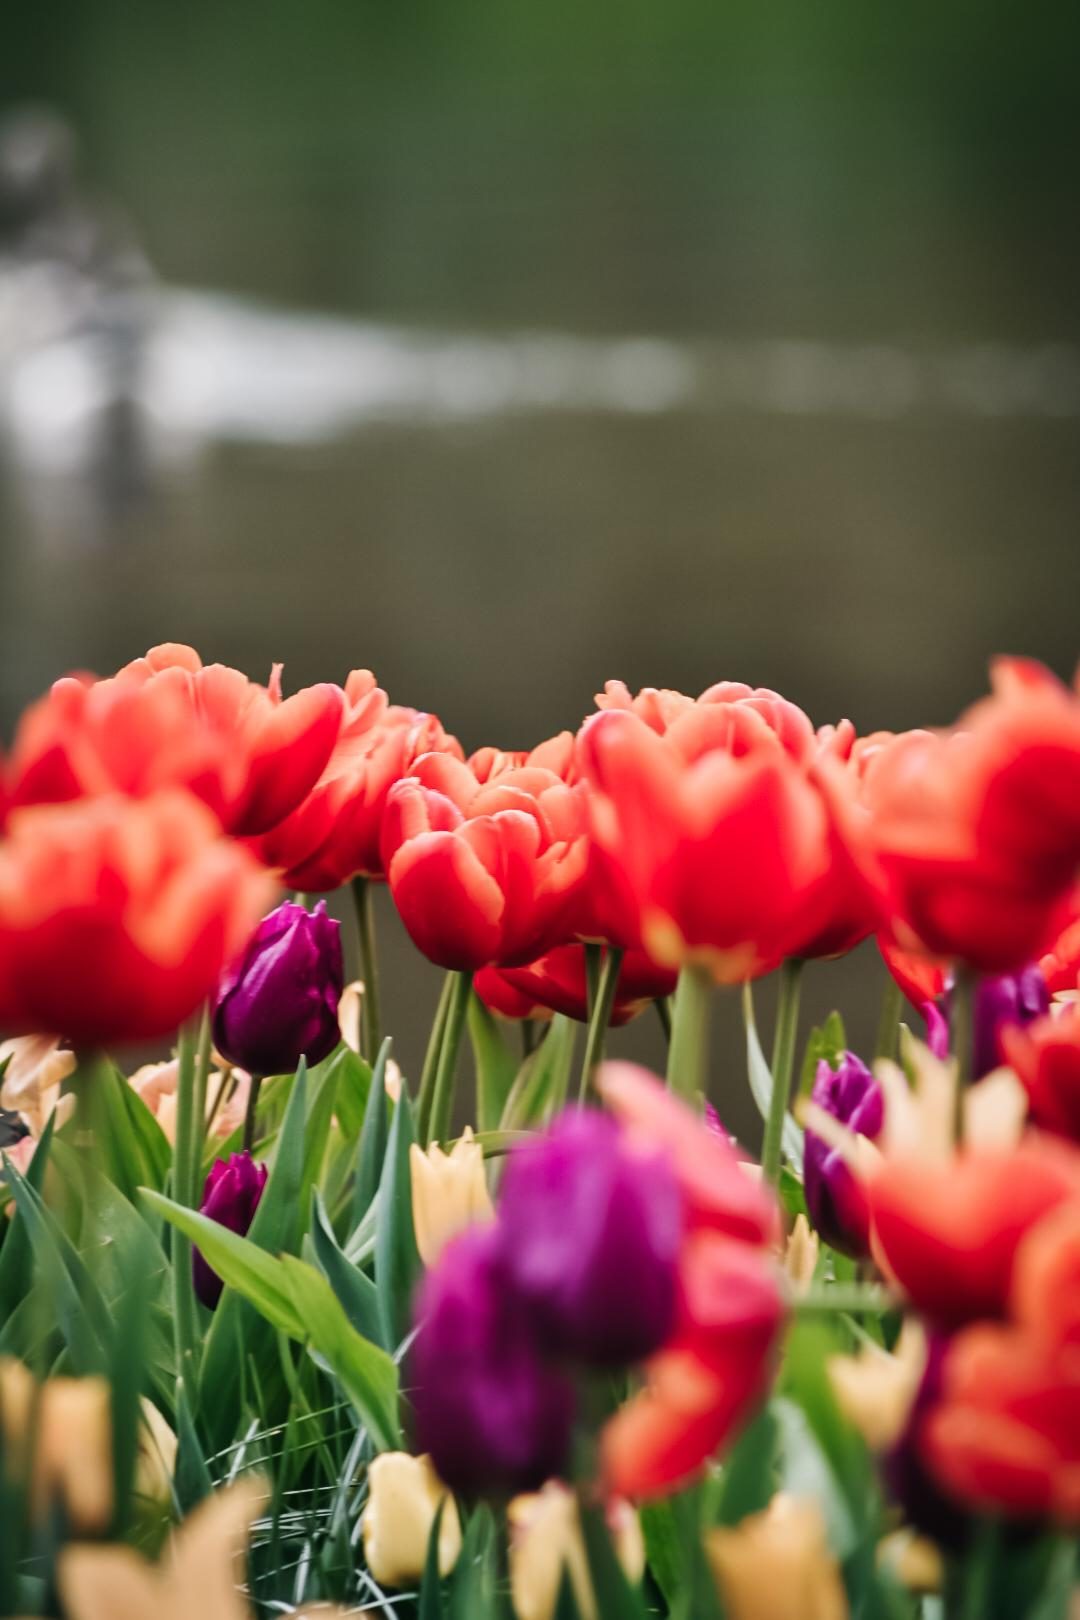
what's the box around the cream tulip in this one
[409,1125,494,1267]
[361,1452,462,1588]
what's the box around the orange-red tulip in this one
[382,755,588,970]
[1040,894,1080,994]
[868,1136,1080,1326]
[921,1197,1080,1524]
[596,1065,784,1498]
[1003,1009,1080,1143]
[251,671,461,889]
[864,662,1080,973]
[475,943,676,1026]
[577,708,836,980]
[0,792,273,1045]
[8,643,343,839]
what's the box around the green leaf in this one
[579,1505,650,1620]
[143,1190,401,1451]
[418,1497,449,1620]
[375,1089,421,1350]
[714,1403,780,1526]
[324,1046,373,1141]
[797,1011,848,1101]
[352,1038,391,1233]
[197,1060,309,1436]
[173,1378,212,1511]
[467,992,518,1134]
[449,1505,498,1620]
[772,1395,858,1559]
[2,1151,110,1371]
[309,1190,385,1347]
[0,1110,55,1314]
[499,1015,577,1132]
[640,1499,682,1612]
[743,983,804,1173]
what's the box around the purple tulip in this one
[213,900,344,1076]
[193,1152,268,1309]
[804,1052,883,1257]
[498,1108,682,1366]
[969,966,1050,1079]
[411,1226,577,1496]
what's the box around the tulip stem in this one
[171,1014,204,1389]
[578,946,624,1103]
[584,941,603,1022]
[874,972,903,1062]
[654,994,673,1045]
[761,957,804,1187]
[242,1072,265,1154]
[427,971,473,1145]
[521,1019,537,1059]
[416,972,453,1141]
[666,963,713,1108]
[351,878,382,1062]
[951,968,975,1146]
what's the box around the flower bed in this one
[0,644,1077,1618]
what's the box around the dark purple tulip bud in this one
[922,1000,950,1061]
[212,900,344,1076]
[193,1152,268,1309]
[804,1052,883,1257]
[497,1108,682,1367]
[411,1226,576,1496]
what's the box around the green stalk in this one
[170,1015,202,1387]
[241,1073,265,1155]
[665,962,713,1108]
[415,971,453,1142]
[654,994,673,1045]
[583,941,602,1022]
[761,957,804,1187]
[427,971,474,1145]
[351,877,382,1061]
[794,1284,891,1315]
[951,968,975,1146]
[874,971,903,1062]
[578,946,624,1103]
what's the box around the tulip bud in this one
[410,1126,495,1268]
[360,1452,462,1588]
[969,965,1050,1078]
[411,1227,577,1496]
[135,1398,178,1506]
[803,1052,883,1257]
[827,1321,926,1451]
[193,1152,268,1309]
[706,1495,848,1620]
[498,1108,682,1366]
[783,1213,819,1296]
[508,1481,644,1620]
[212,900,344,1077]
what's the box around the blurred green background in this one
[2,2,1078,1100]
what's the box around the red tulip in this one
[0,791,274,1045]
[878,936,949,1009]
[7,643,343,839]
[577,708,835,980]
[1003,1010,1080,1143]
[475,943,676,1026]
[868,1136,1080,1326]
[251,671,461,890]
[921,1196,1080,1524]
[1040,893,1080,994]
[469,733,576,784]
[595,678,817,761]
[596,1065,784,1498]
[864,663,1080,973]
[382,755,589,971]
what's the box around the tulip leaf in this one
[309,1189,386,1348]
[640,1499,683,1612]
[449,1504,497,1620]
[742,983,804,1173]
[352,1037,391,1233]
[173,1377,213,1511]
[197,1061,309,1439]
[0,1109,54,1316]
[797,1012,848,1101]
[142,1189,401,1451]
[374,1088,421,1350]
[713,1403,780,1525]
[418,1496,449,1620]
[499,1014,577,1133]
[323,1046,372,1141]
[467,992,518,1134]
[579,1505,651,1620]
[2,1151,111,1372]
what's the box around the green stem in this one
[951,968,975,1146]
[171,1016,201,1388]
[351,877,382,1061]
[427,971,473,1145]
[761,957,804,1187]
[654,994,673,1045]
[578,946,624,1103]
[583,941,602,1022]
[242,1072,265,1155]
[874,971,903,1062]
[416,972,453,1141]
[794,1284,891,1315]
[665,963,713,1108]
